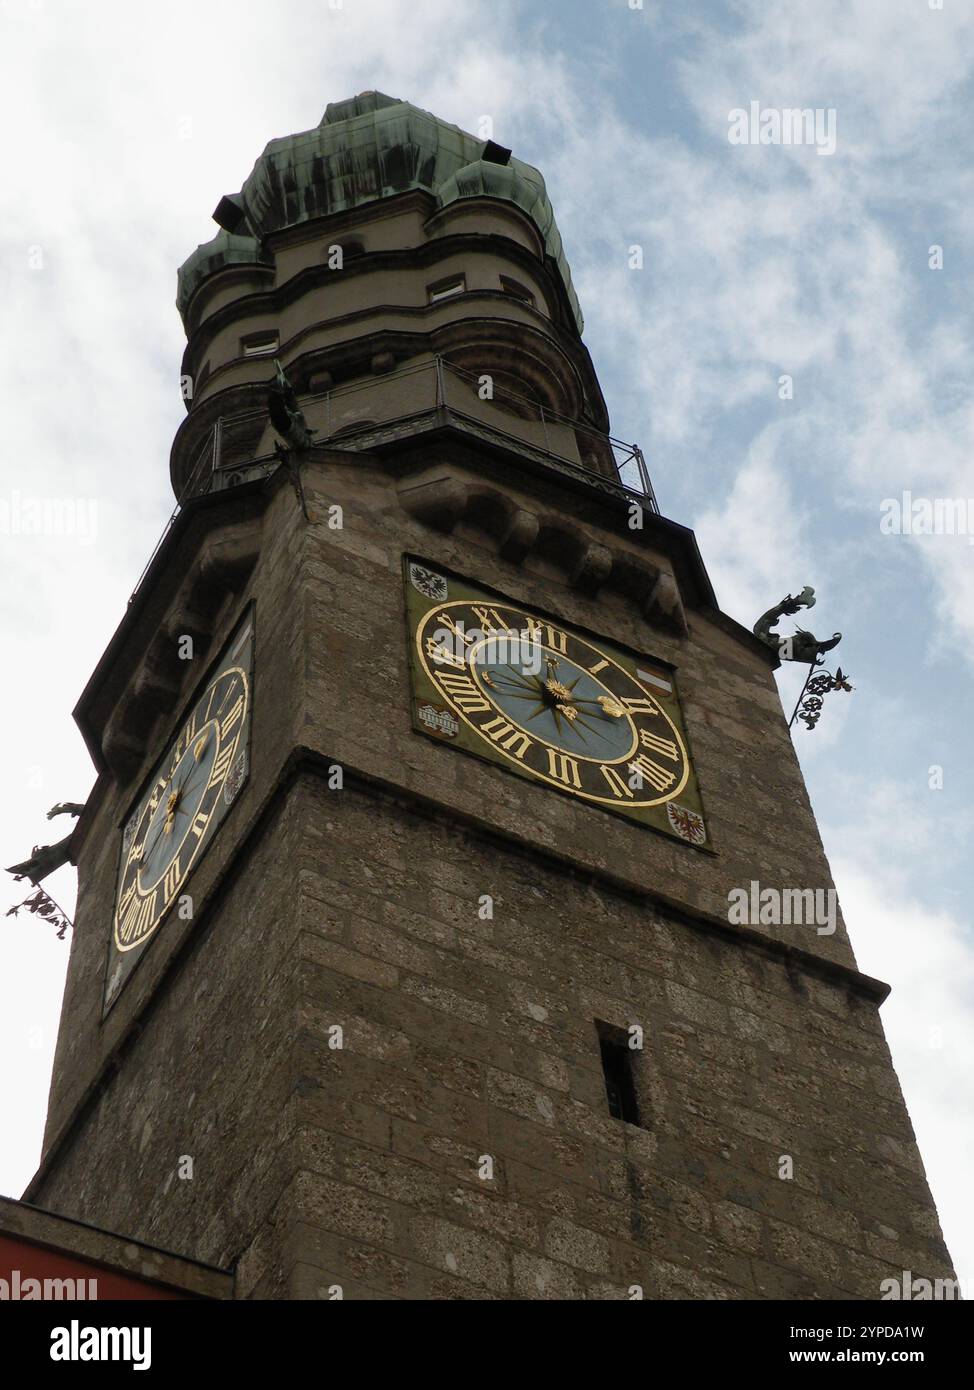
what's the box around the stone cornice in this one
[180,229,590,396]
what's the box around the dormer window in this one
[428,275,466,304]
[241,331,279,357]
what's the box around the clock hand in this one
[140,789,193,873]
[142,756,182,839]
[162,742,216,827]
[154,729,209,806]
[139,814,171,867]
[142,767,191,864]
[561,693,626,718]
[488,665,542,694]
[177,764,208,801]
[595,695,626,718]
[483,660,617,746]
[164,734,212,805]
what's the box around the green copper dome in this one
[176,91,582,332]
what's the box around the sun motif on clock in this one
[405,561,708,844]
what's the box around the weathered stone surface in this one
[29,751,955,1298]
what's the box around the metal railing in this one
[189,358,657,503]
[133,358,658,603]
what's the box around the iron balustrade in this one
[133,358,659,604]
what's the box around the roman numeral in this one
[629,754,676,794]
[425,636,466,669]
[546,749,582,788]
[543,625,568,654]
[119,890,156,946]
[118,893,138,941]
[480,717,531,760]
[163,856,182,900]
[435,612,475,646]
[589,658,610,675]
[600,764,635,799]
[624,696,661,716]
[472,605,509,633]
[190,811,209,840]
[209,744,236,787]
[117,881,136,915]
[220,695,244,739]
[135,892,157,942]
[435,671,491,713]
[639,729,679,761]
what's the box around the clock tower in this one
[26,92,954,1300]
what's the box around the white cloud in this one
[537,4,974,661]
[694,424,814,620]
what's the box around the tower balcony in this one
[176,356,657,511]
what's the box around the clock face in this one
[104,611,254,1012]
[405,559,708,846]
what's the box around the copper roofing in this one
[176,92,582,332]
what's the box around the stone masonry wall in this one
[262,772,954,1300]
[32,784,306,1278]
[28,444,954,1298]
[36,764,951,1299]
[295,451,857,969]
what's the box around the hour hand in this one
[596,695,625,718]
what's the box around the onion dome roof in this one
[176,92,582,332]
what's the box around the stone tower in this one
[26,92,954,1300]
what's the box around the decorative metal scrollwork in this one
[791,666,853,732]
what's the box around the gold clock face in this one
[405,560,708,846]
[105,613,254,1011]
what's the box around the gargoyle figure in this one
[268,360,315,520]
[753,586,842,665]
[6,801,84,885]
[268,359,316,451]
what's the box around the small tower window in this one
[428,274,466,304]
[596,1021,640,1125]
[241,331,279,357]
[499,275,535,307]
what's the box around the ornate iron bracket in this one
[789,664,853,732]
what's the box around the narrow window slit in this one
[596,1021,640,1125]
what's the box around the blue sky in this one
[1,0,971,1284]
